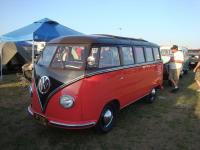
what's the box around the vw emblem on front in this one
[38,76,50,94]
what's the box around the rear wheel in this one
[145,88,156,103]
[95,103,117,133]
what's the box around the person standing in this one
[193,60,200,92]
[169,45,184,93]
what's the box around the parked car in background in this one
[160,45,189,80]
[180,46,190,74]
[188,49,200,69]
[28,35,163,133]
[189,55,199,69]
[160,46,171,80]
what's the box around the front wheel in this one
[95,103,117,133]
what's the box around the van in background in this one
[160,45,189,80]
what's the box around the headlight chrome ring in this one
[60,95,75,109]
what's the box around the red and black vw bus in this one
[28,35,163,133]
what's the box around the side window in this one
[99,47,120,68]
[145,48,154,62]
[153,48,161,60]
[134,47,145,63]
[121,47,134,65]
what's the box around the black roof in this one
[49,34,159,47]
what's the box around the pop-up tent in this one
[0,18,83,79]
[0,41,33,74]
[0,42,17,66]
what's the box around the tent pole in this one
[0,39,2,80]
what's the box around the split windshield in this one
[37,45,86,69]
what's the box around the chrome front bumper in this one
[27,105,96,129]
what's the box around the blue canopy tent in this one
[0,18,83,79]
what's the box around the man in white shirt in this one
[169,45,184,93]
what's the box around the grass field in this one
[0,72,200,150]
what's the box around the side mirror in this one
[87,56,96,66]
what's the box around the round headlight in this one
[60,95,75,108]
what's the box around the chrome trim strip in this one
[49,120,96,128]
[34,60,162,112]
[121,92,150,110]
[86,61,162,77]
[47,75,85,100]
[43,75,85,111]
[33,75,44,112]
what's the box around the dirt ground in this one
[0,72,200,150]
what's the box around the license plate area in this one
[34,114,48,126]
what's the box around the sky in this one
[0,0,200,48]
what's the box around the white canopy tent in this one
[0,37,36,80]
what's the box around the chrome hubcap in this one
[103,109,113,127]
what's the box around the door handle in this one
[142,66,146,68]
[120,77,124,80]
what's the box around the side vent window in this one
[87,48,99,68]
[134,47,145,63]
[145,48,154,62]
[99,47,120,68]
[121,47,134,65]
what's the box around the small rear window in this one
[121,47,134,65]
[134,47,145,63]
[145,48,154,62]
[153,48,161,60]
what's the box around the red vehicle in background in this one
[28,35,163,133]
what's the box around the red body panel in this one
[31,80,95,125]
[30,62,163,129]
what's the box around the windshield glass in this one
[160,49,170,56]
[37,45,56,67]
[38,45,86,69]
